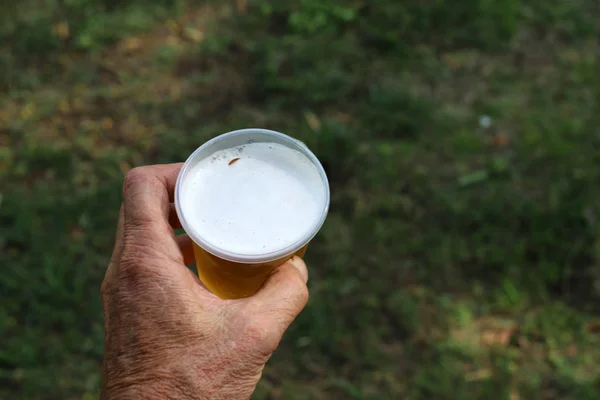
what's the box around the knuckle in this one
[117,257,146,285]
[285,271,309,308]
[124,210,161,231]
[116,259,155,295]
[118,251,159,284]
[241,318,279,355]
[100,278,111,301]
[118,250,143,273]
[122,166,152,196]
[243,319,270,342]
[120,229,169,267]
[118,237,169,282]
[295,282,309,307]
[120,236,150,269]
[123,167,142,189]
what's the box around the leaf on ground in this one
[52,23,70,40]
[305,111,322,131]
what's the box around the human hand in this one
[100,164,309,400]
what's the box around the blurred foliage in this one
[2,0,600,399]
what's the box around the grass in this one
[2,0,600,398]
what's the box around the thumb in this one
[245,256,309,339]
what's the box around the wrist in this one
[101,363,207,400]
[102,383,193,400]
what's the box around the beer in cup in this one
[175,128,330,299]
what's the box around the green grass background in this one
[2,0,600,398]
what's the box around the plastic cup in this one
[175,128,330,299]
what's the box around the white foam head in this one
[177,136,328,262]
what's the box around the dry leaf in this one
[53,22,70,40]
[495,327,514,346]
[70,225,84,240]
[442,54,459,69]
[565,49,579,63]
[492,134,510,148]
[585,318,600,333]
[20,103,35,119]
[101,118,114,130]
[567,344,577,358]
[334,112,351,123]
[304,111,321,131]
[465,369,492,382]
[183,27,204,43]
[59,100,70,114]
[481,326,514,347]
[166,20,180,34]
[236,0,248,13]
[166,36,181,46]
[121,37,143,53]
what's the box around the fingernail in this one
[289,256,309,283]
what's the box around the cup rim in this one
[175,128,330,264]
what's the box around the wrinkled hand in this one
[100,164,309,400]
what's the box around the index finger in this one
[242,257,309,336]
[122,163,183,237]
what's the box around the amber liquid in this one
[193,244,308,299]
